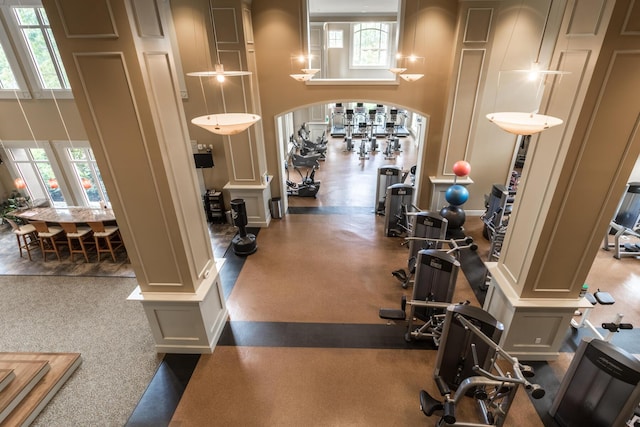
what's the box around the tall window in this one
[5,143,67,207]
[12,6,69,90]
[0,43,19,89]
[66,146,109,207]
[351,23,390,68]
[328,30,343,48]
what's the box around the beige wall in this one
[250,0,458,206]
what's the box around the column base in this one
[128,271,228,354]
[223,178,273,227]
[483,263,593,361]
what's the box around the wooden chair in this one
[6,217,39,261]
[59,222,93,262]
[31,220,65,262]
[87,221,123,262]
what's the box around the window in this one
[0,43,19,89]
[328,30,343,48]
[3,142,68,207]
[12,6,69,90]
[352,23,390,68]
[65,145,110,207]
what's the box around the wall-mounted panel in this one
[228,137,257,181]
[55,0,118,38]
[131,0,163,38]
[212,8,240,44]
[242,7,254,44]
[622,0,640,34]
[567,0,607,35]
[443,49,484,174]
[464,8,493,43]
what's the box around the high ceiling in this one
[308,0,399,16]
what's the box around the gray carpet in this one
[0,275,160,426]
[0,226,134,277]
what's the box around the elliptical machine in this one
[286,144,321,198]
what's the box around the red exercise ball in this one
[453,160,471,177]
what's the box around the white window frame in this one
[350,22,391,69]
[53,140,110,208]
[328,29,343,49]
[1,140,71,207]
[0,13,30,99]
[0,0,72,99]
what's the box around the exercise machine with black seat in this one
[570,288,633,343]
[379,249,461,344]
[420,304,545,426]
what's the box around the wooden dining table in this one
[10,207,116,224]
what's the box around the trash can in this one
[270,197,283,219]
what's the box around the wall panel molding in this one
[55,0,118,38]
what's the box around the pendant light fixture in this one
[390,0,424,82]
[487,0,563,136]
[188,1,260,135]
[290,5,318,82]
[486,112,563,135]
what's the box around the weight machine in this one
[570,289,633,343]
[379,249,461,344]
[384,183,416,237]
[375,166,403,215]
[420,305,545,426]
[549,338,640,427]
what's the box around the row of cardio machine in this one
[331,103,408,161]
[376,172,640,426]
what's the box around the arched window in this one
[351,23,390,68]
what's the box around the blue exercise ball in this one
[445,185,469,206]
[440,205,466,229]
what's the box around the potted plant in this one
[0,190,30,227]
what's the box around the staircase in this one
[0,353,81,426]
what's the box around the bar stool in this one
[6,217,39,261]
[31,220,65,262]
[59,222,93,262]
[87,221,123,262]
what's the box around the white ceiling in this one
[308,0,399,16]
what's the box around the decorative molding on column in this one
[621,0,640,34]
[128,267,228,354]
[463,8,493,43]
[566,0,608,35]
[54,0,119,39]
[442,48,485,175]
[131,0,164,38]
[227,135,258,182]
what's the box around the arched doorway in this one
[274,101,429,216]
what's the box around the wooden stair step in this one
[0,360,50,424]
[0,353,82,427]
[0,369,16,393]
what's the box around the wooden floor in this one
[0,352,82,427]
